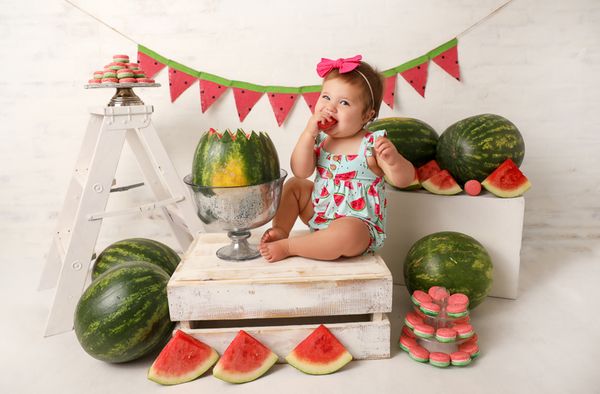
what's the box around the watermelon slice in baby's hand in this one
[286,325,352,375]
[318,118,337,131]
[482,158,531,197]
[147,330,219,385]
[213,330,278,384]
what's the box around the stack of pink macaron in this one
[88,54,155,84]
[398,286,480,368]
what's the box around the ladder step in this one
[87,196,185,221]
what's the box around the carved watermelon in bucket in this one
[184,128,287,261]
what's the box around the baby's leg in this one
[260,177,314,244]
[261,217,371,262]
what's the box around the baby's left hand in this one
[374,137,400,165]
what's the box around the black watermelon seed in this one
[442,56,445,59]
[271,94,275,97]
[280,107,283,111]
[410,80,414,83]
[184,81,187,84]
[212,95,216,99]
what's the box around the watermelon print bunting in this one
[268,92,298,126]
[137,48,167,79]
[168,67,197,102]
[382,74,397,109]
[136,37,462,127]
[431,42,461,81]
[200,79,228,113]
[233,87,263,122]
[399,58,429,98]
[302,91,320,114]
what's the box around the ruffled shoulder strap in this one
[363,129,387,157]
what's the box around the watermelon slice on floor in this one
[417,159,441,182]
[285,325,352,375]
[481,158,531,197]
[213,330,278,384]
[148,330,219,385]
[421,169,462,195]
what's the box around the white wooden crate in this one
[380,189,525,299]
[167,232,393,360]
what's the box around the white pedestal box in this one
[379,189,525,299]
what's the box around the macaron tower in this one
[88,54,155,85]
[398,286,480,368]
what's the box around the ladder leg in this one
[44,124,127,337]
[131,122,203,250]
[39,114,104,290]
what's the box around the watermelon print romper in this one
[308,129,387,253]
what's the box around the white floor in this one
[3,239,599,394]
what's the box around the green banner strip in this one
[393,54,430,74]
[138,44,169,66]
[198,72,232,86]
[230,80,266,92]
[299,85,322,93]
[428,38,458,59]
[265,86,302,94]
[167,60,200,78]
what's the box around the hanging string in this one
[457,0,516,37]
[64,0,137,45]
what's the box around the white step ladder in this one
[39,103,202,337]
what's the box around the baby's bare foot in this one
[259,239,291,263]
[260,227,288,245]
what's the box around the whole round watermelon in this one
[436,114,525,184]
[403,231,493,309]
[192,128,280,187]
[92,238,180,280]
[75,261,174,363]
[368,117,438,167]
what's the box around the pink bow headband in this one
[316,54,374,109]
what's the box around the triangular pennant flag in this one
[302,92,320,114]
[432,44,460,81]
[400,61,428,97]
[268,93,298,126]
[137,50,166,79]
[383,74,397,109]
[168,67,198,102]
[232,88,263,122]
[200,79,228,113]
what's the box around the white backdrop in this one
[1,0,599,262]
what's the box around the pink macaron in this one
[428,286,450,303]
[402,325,417,339]
[106,62,127,70]
[118,78,137,83]
[429,352,451,368]
[446,303,468,318]
[101,78,119,84]
[404,311,424,329]
[93,70,104,79]
[450,351,471,366]
[420,302,441,317]
[453,323,475,339]
[408,345,430,363]
[399,335,418,352]
[448,293,470,307]
[88,78,101,84]
[112,54,130,63]
[435,327,457,343]
[413,323,435,339]
[458,342,480,358]
[136,78,154,83]
[411,290,433,306]
[116,69,134,79]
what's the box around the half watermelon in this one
[148,330,219,385]
[212,330,278,384]
[421,169,462,195]
[482,158,531,197]
[285,325,353,375]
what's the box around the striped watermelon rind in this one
[368,117,439,167]
[436,114,525,185]
[75,261,175,363]
[92,238,180,280]
[191,129,280,187]
[403,231,493,309]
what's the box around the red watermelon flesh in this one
[422,170,462,195]
[482,158,531,197]
[148,330,219,385]
[417,159,441,182]
[285,325,352,375]
[349,197,366,211]
[212,330,278,384]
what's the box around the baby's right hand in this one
[304,110,336,138]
